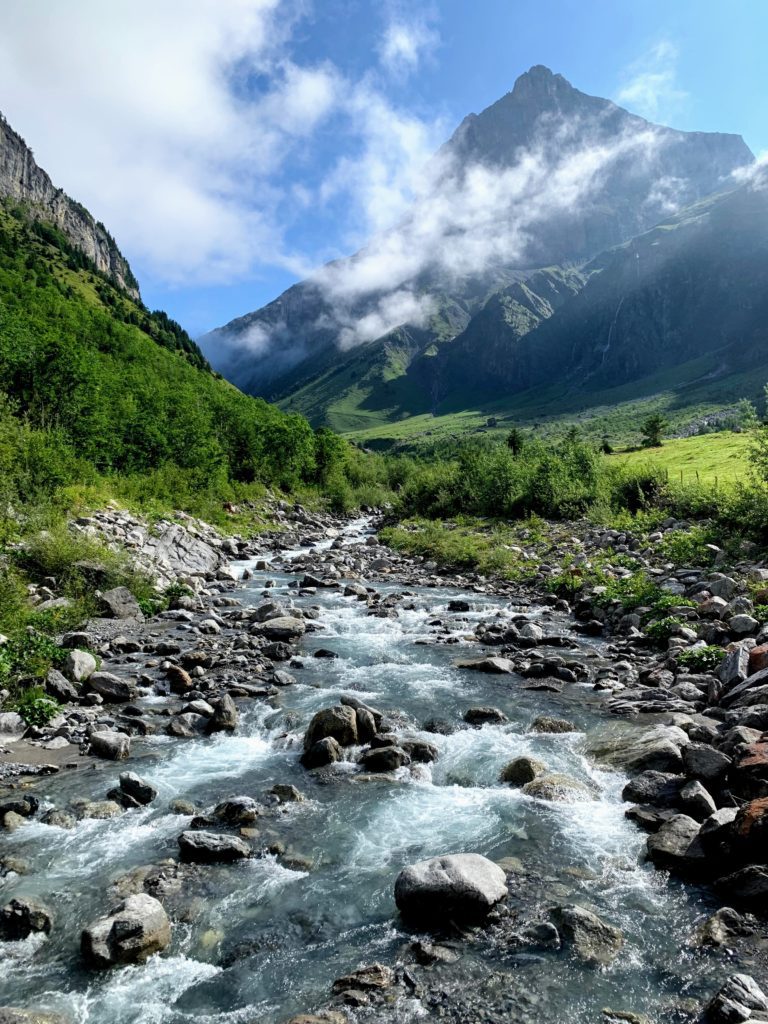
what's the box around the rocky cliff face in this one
[0,113,139,298]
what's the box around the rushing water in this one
[0,520,745,1022]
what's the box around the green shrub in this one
[676,646,725,672]
[645,616,685,642]
[13,686,60,727]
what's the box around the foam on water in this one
[0,520,735,1022]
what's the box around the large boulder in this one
[117,772,157,807]
[522,773,591,802]
[0,898,53,940]
[303,706,358,750]
[177,830,251,863]
[208,694,238,733]
[500,756,547,786]
[702,973,768,1023]
[87,672,135,704]
[550,904,623,966]
[89,729,131,761]
[99,587,144,620]
[359,746,410,772]
[45,669,78,703]
[589,725,688,774]
[301,737,343,769]
[394,853,507,923]
[254,616,306,641]
[454,657,516,674]
[646,814,705,874]
[81,893,170,968]
[64,649,97,682]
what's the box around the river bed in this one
[0,520,751,1023]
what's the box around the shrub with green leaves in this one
[645,616,686,642]
[675,646,725,672]
[14,686,60,727]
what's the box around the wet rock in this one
[283,1014,346,1024]
[73,800,123,820]
[500,756,547,786]
[208,694,238,733]
[40,809,76,829]
[422,718,455,735]
[701,973,768,1022]
[695,907,751,947]
[0,898,53,940]
[522,773,591,802]
[110,861,182,901]
[530,715,576,734]
[359,746,410,772]
[551,904,623,966]
[304,706,358,749]
[401,739,439,763]
[169,799,196,815]
[591,726,688,774]
[679,780,718,821]
[165,665,194,693]
[81,893,170,968]
[255,616,306,641]
[454,657,515,674]
[87,672,135,704]
[331,963,395,996]
[622,771,685,808]
[683,743,732,784]
[269,785,305,803]
[448,600,471,612]
[118,772,157,806]
[394,853,507,924]
[0,797,39,818]
[89,729,131,760]
[301,737,343,769]
[646,814,705,873]
[409,939,460,965]
[178,830,251,863]
[464,707,508,727]
[624,806,677,833]
[716,865,768,912]
[99,587,144,620]
[213,797,261,824]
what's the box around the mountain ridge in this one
[0,111,139,299]
[201,66,756,433]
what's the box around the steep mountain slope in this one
[0,113,327,493]
[478,177,768,400]
[0,112,139,298]
[202,65,753,424]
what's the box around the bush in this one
[13,686,60,727]
[676,646,725,672]
[645,616,685,642]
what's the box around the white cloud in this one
[379,18,439,76]
[732,151,768,190]
[617,40,688,122]
[315,118,666,307]
[0,0,338,284]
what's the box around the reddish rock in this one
[750,644,768,676]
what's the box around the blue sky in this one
[0,0,765,337]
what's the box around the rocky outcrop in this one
[394,853,508,923]
[81,894,170,967]
[0,112,138,297]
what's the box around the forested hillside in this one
[0,199,344,511]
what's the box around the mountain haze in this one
[201,65,754,433]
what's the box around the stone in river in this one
[394,853,507,924]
